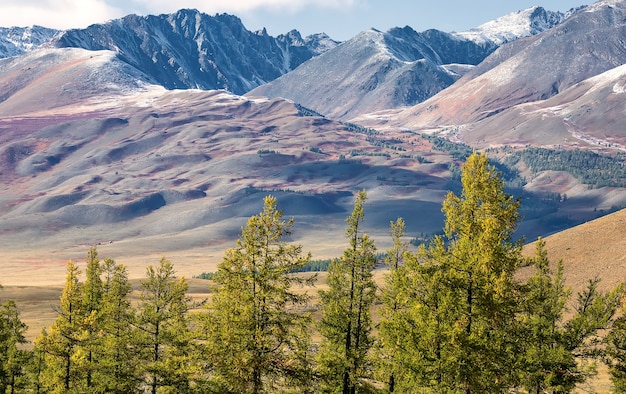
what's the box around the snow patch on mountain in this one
[49,9,339,94]
[455,6,570,45]
[442,63,475,77]
[581,63,626,94]
[304,33,339,54]
[0,26,59,58]
[585,0,623,13]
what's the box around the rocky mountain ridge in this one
[0,10,339,95]
[0,26,59,58]
[0,5,572,100]
[354,0,626,151]
[454,5,581,44]
[248,6,576,119]
[48,9,339,94]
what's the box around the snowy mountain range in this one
[49,10,339,94]
[353,0,626,152]
[0,6,573,99]
[248,26,493,120]
[453,5,581,44]
[5,1,626,277]
[0,26,58,58]
[249,6,575,119]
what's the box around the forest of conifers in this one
[2,152,626,393]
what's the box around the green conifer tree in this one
[607,301,626,393]
[559,277,623,391]
[397,234,462,391]
[38,260,85,393]
[99,258,139,393]
[81,246,104,389]
[204,195,315,393]
[518,237,574,393]
[28,329,49,394]
[135,257,195,394]
[443,152,524,392]
[518,239,622,391]
[317,190,377,394]
[395,153,524,392]
[0,299,29,393]
[377,218,409,392]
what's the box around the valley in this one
[0,2,625,285]
[0,1,626,391]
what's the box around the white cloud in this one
[131,0,359,15]
[0,0,125,29]
[0,0,363,31]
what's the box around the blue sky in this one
[1,0,590,40]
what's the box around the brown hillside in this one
[523,207,626,295]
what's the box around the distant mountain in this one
[49,9,338,94]
[1,2,626,284]
[454,6,578,45]
[0,48,157,116]
[0,26,58,58]
[355,0,626,150]
[248,6,573,120]
[0,6,571,105]
[248,27,491,119]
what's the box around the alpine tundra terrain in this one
[353,0,626,148]
[0,1,625,285]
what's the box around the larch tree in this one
[607,297,626,392]
[377,218,409,392]
[28,329,49,394]
[518,238,622,392]
[558,277,623,391]
[396,152,524,392]
[99,258,139,393]
[439,152,523,392]
[81,246,104,389]
[204,195,315,393]
[38,260,85,393]
[395,232,463,391]
[135,257,196,394]
[518,237,574,393]
[317,190,377,394]
[0,299,29,393]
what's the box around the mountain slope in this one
[0,48,157,116]
[522,207,626,295]
[248,6,571,120]
[0,45,459,282]
[454,63,626,149]
[360,0,626,143]
[49,9,338,94]
[248,27,491,119]
[454,5,575,45]
[0,26,58,58]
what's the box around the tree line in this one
[507,147,626,188]
[2,152,626,393]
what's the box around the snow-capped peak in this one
[585,0,622,13]
[0,26,59,58]
[454,6,567,45]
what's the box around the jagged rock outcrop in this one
[248,6,572,119]
[0,26,58,58]
[49,9,338,94]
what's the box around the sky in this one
[1,0,591,41]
